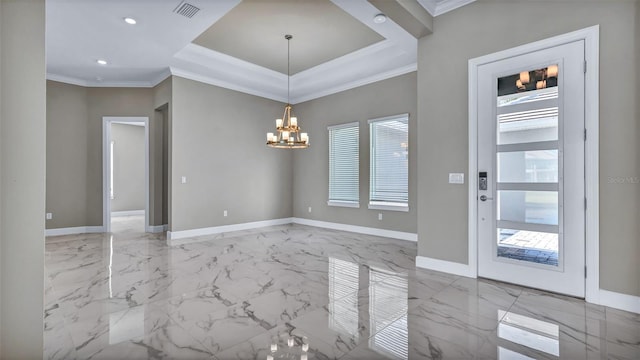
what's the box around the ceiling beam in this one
[367,0,433,38]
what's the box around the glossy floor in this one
[44,218,640,359]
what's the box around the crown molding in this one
[169,66,288,103]
[434,0,476,16]
[150,68,172,87]
[417,0,475,16]
[46,73,89,87]
[417,0,437,16]
[46,73,157,88]
[291,63,417,104]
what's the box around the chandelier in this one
[266,35,309,149]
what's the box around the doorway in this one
[102,116,150,233]
[468,27,600,299]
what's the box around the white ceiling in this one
[46,0,475,103]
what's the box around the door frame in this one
[102,116,150,233]
[468,26,600,303]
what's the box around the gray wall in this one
[0,0,46,357]
[111,123,145,212]
[417,0,640,296]
[86,87,154,226]
[46,82,155,228]
[170,76,292,232]
[151,77,171,227]
[46,81,88,228]
[292,72,417,233]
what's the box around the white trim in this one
[433,0,476,16]
[291,64,417,104]
[583,26,600,305]
[103,117,150,234]
[150,69,172,87]
[468,26,600,300]
[169,66,288,104]
[46,73,89,87]
[598,290,640,314]
[327,200,360,208]
[45,226,104,237]
[368,113,410,124]
[291,218,417,242]
[417,0,437,15]
[167,218,294,245]
[327,121,360,131]
[46,73,158,88]
[367,203,409,212]
[167,218,417,245]
[148,224,168,233]
[415,256,475,278]
[111,210,145,217]
[417,0,476,17]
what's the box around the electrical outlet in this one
[181,176,187,184]
[378,213,383,221]
[223,210,228,217]
[46,213,52,220]
[308,206,312,213]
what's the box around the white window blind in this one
[328,122,359,207]
[369,114,409,211]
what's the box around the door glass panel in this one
[497,65,559,145]
[497,86,558,107]
[497,228,558,267]
[498,150,558,183]
[498,190,558,225]
[497,107,558,145]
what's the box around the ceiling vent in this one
[174,1,200,18]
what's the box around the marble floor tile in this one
[43,221,639,360]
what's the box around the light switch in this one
[449,173,465,184]
[223,210,228,217]
[181,176,187,184]
[46,213,52,220]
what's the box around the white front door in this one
[476,40,585,297]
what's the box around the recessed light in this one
[97,59,108,65]
[373,13,387,24]
[124,17,137,25]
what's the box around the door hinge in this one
[585,266,587,278]
[585,197,587,209]
[583,60,587,74]
[584,129,587,141]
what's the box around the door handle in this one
[480,195,493,201]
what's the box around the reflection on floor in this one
[110,214,145,233]
[44,224,639,359]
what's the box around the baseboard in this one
[415,255,476,278]
[147,224,168,233]
[45,226,105,237]
[291,217,417,242]
[167,218,294,245]
[111,210,145,217]
[598,289,640,314]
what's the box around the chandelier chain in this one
[287,35,290,104]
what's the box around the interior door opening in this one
[102,116,150,234]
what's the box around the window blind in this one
[369,115,409,208]
[328,122,359,205]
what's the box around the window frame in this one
[328,121,361,208]
[368,114,409,212]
